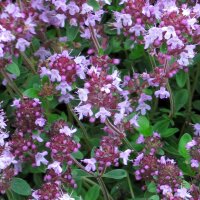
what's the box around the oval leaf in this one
[85,185,100,200]
[178,133,192,159]
[103,169,127,179]
[11,178,31,196]
[6,62,20,77]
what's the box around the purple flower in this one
[191,159,199,168]
[34,47,51,61]
[77,88,89,102]
[50,69,61,82]
[74,104,93,120]
[130,114,139,128]
[35,151,48,166]
[120,149,132,165]
[35,117,46,127]
[136,102,151,115]
[82,158,96,172]
[56,82,72,95]
[186,140,197,150]
[160,185,172,196]
[15,38,30,52]
[176,188,192,199]
[11,99,21,108]
[95,107,111,123]
[47,161,62,174]
[59,126,77,137]
[194,123,200,136]
[136,135,145,144]
[155,87,170,99]
[133,153,144,166]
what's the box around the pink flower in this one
[176,188,192,199]
[15,38,30,52]
[160,185,172,196]
[35,117,46,127]
[77,88,89,102]
[82,158,96,172]
[194,123,200,136]
[95,107,111,123]
[47,161,62,174]
[120,149,132,165]
[74,104,93,120]
[35,151,48,166]
[186,140,196,150]
[59,126,77,137]
[154,87,170,99]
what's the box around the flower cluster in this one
[113,0,200,83]
[186,123,200,170]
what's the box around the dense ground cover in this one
[0,0,200,199]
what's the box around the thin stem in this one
[89,25,101,54]
[21,52,37,74]
[166,81,174,118]
[127,172,135,199]
[105,119,136,151]
[71,155,111,200]
[1,69,23,98]
[67,104,91,148]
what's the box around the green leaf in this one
[71,150,84,159]
[85,185,100,200]
[137,116,153,136]
[6,62,20,76]
[10,178,31,196]
[182,180,191,189]
[23,88,39,98]
[174,89,189,112]
[66,23,79,42]
[149,195,160,200]
[176,70,187,88]
[161,128,179,138]
[153,119,170,133]
[147,182,157,193]
[193,100,200,111]
[72,169,92,180]
[178,133,192,159]
[129,44,145,60]
[87,0,100,10]
[103,169,127,179]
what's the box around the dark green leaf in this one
[174,89,189,112]
[178,133,192,159]
[176,70,187,88]
[85,185,100,200]
[6,62,20,77]
[10,178,31,196]
[103,169,127,179]
[23,88,39,98]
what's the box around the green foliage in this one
[10,178,31,196]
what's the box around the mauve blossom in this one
[15,38,30,52]
[160,185,172,196]
[120,149,132,165]
[35,117,46,127]
[47,161,62,174]
[136,135,145,144]
[59,126,77,137]
[136,102,151,115]
[191,159,199,168]
[77,88,89,102]
[74,104,93,120]
[186,140,196,150]
[176,188,192,199]
[56,82,72,95]
[35,151,48,166]
[81,3,93,14]
[95,107,111,122]
[193,123,200,136]
[34,47,51,61]
[133,153,144,166]
[50,69,62,82]
[154,87,170,99]
[66,2,80,16]
[82,158,96,172]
